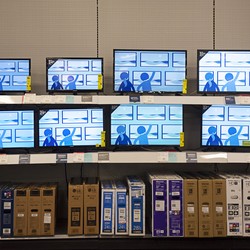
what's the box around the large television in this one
[110,104,183,147]
[0,58,31,92]
[38,106,105,148]
[202,105,250,147]
[46,57,103,93]
[113,49,187,93]
[198,50,250,93]
[0,108,34,149]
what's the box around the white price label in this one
[155,200,165,212]
[73,153,84,163]
[134,209,141,222]
[44,213,51,223]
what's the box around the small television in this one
[46,57,103,93]
[38,106,105,148]
[0,58,31,92]
[113,49,187,93]
[202,105,250,147]
[0,108,34,149]
[110,104,183,147]
[198,50,250,93]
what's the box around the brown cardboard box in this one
[179,173,198,237]
[84,177,99,235]
[40,183,57,236]
[14,185,29,236]
[67,178,84,235]
[212,174,227,237]
[197,173,213,237]
[27,185,42,236]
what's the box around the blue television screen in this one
[0,110,34,148]
[46,58,103,92]
[0,59,31,92]
[39,107,104,147]
[198,50,250,93]
[110,104,183,146]
[113,49,187,93]
[202,105,250,147]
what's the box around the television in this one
[110,104,183,147]
[113,49,187,93]
[46,57,103,93]
[0,58,31,92]
[0,108,34,149]
[38,106,105,148]
[198,50,250,93]
[202,105,250,147]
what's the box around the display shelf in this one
[1,94,250,105]
[1,151,250,165]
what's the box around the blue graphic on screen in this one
[202,105,250,146]
[39,108,103,147]
[0,110,34,148]
[47,58,103,91]
[198,50,250,92]
[111,104,183,146]
[114,50,186,92]
[0,59,30,91]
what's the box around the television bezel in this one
[113,49,187,94]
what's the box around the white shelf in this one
[1,94,250,105]
[0,151,250,165]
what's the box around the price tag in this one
[84,153,93,163]
[237,96,250,104]
[142,96,154,103]
[73,152,84,163]
[186,152,197,163]
[0,154,8,164]
[157,152,168,162]
[26,76,31,91]
[40,95,54,103]
[81,96,93,103]
[19,154,30,164]
[66,95,74,103]
[225,96,236,105]
[55,95,66,103]
[182,79,187,94]
[180,132,184,147]
[129,95,140,103]
[56,153,67,163]
[168,152,177,163]
[23,93,36,103]
[98,152,109,161]
[98,74,103,90]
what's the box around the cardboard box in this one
[40,183,57,236]
[127,176,145,236]
[27,185,42,236]
[14,184,28,237]
[178,172,198,237]
[100,180,115,235]
[67,178,84,236]
[114,180,128,235]
[197,173,213,237]
[84,177,99,235]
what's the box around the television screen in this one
[0,59,31,92]
[113,49,187,93]
[110,104,183,146]
[198,50,250,93]
[46,58,103,92]
[0,109,34,148]
[202,105,250,147]
[38,107,104,147]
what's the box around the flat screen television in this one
[198,50,250,93]
[0,58,31,92]
[0,108,34,149]
[110,104,183,147]
[113,49,187,93]
[202,105,250,147]
[38,106,105,148]
[46,57,103,93]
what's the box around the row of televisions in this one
[0,103,250,151]
[1,49,250,94]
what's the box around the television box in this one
[27,185,42,236]
[114,180,128,235]
[148,174,168,237]
[198,50,250,94]
[0,58,31,93]
[110,104,183,147]
[113,49,187,93]
[178,172,198,237]
[14,184,29,237]
[84,177,99,235]
[100,180,115,235]
[67,178,84,236]
[219,173,243,236]
[40,183,57,236]
[127,176,145,236]
[46,57,103,93]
